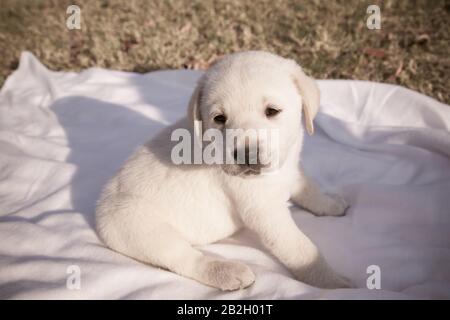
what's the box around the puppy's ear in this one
[187,79,204,141]
[290,63,320,135]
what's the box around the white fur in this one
[95,51,351,290]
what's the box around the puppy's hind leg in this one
[110,222,255,291]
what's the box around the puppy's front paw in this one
[202,260,255,291]
[313,193,349,217]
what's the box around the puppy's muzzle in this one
[233,146,266,175]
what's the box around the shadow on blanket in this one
[47,96,166,230]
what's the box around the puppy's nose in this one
[233,146,260,166]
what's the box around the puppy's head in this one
[188,51,320,177]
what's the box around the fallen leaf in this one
[363,47,386,59]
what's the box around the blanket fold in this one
[0,52,449,299]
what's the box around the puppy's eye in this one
[265,106,281,118]
[213,114,227,124]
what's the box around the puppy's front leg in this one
[291,169,349,217]
[239,203,350,288]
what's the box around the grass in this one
[0,0,449,104]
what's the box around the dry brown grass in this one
[1,0,449,103]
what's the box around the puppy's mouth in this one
[222,164,268,177]
[241,167,262,176]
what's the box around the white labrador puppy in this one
[96,51,351,290]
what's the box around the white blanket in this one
[1,52,449,299]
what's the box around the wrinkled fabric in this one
[0,52,449,299]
